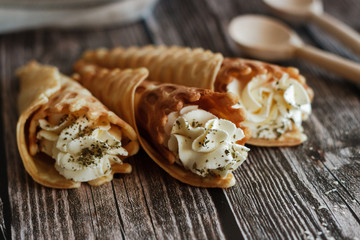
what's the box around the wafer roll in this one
[79,45,313,146]
[81,45,223,90]
[216,58,314,146]
[16,62,139,189]
[74,61,250,188]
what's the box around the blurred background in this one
[0,0,158,33]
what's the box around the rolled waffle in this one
[79,45,314,147]
[16,61,139,189]
[74,61,250,188]
[81,45,223,90]
[215,58,314,146]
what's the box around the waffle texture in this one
[74,62,249,188]
[79,45,314,146]
[17,61,139,188]
[81,45,223,90]
[215,58,314,146]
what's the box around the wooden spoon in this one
[263,0,360,55]
[228,15,360,85]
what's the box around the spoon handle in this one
[310,12,360,55]
[295,45,360,85]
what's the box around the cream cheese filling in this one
[37,115,128,182]
[227,72,311,139]
[166,106,249,178]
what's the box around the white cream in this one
[37,116,127,182]
[227,72,311,139]
[166,106,249,178]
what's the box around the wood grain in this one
[0,0,359,239]
[146,0,360,239]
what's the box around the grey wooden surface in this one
[1,0,359,239]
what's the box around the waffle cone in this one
[72,61,149,127]
[74,62,249,188]
[215,58,314,146]
[81,45,223,90]
[215,58,314,100]
[16,62,139,189]
[79,45,313,146]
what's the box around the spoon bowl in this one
[263,0,323,23]
[228,15,302,61]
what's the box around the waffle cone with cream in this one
[79,45,314,146]
[16,62,139,189]
[215,58,314,146]
[74,61,250,188]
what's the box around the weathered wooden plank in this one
[86,183,125,239]
[129,150,226,239]
[39,26,155,239]
[0,36,11,240]
[0,198,7,240]
[1,12,233,239]
[1,0,360,239]
[0,34,38,239]
[96,23,161,240]
[0,30,103,239]
[146,0,232,53]
[222,62,360,238]
[111,157,158,240]
[212,0,360,237]
[228,147,356,239]
[105,20,231,239]
[0,31,98,240]
[205,0,265,57]
[107,21,153,47]
[145,0,360,239]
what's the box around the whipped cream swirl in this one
[37,115,127,182]
[227,72,311,140]
[166,106,249,177]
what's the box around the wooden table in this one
[1,0,359,239]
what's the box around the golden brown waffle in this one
[72,60,149,127]
[81,45,224,90]
[73,62,249,188]
[135,81,249,162]
[215,58,314,100]
[79,45,314,147]
[215,58,314,146]
[16,61,139,189]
